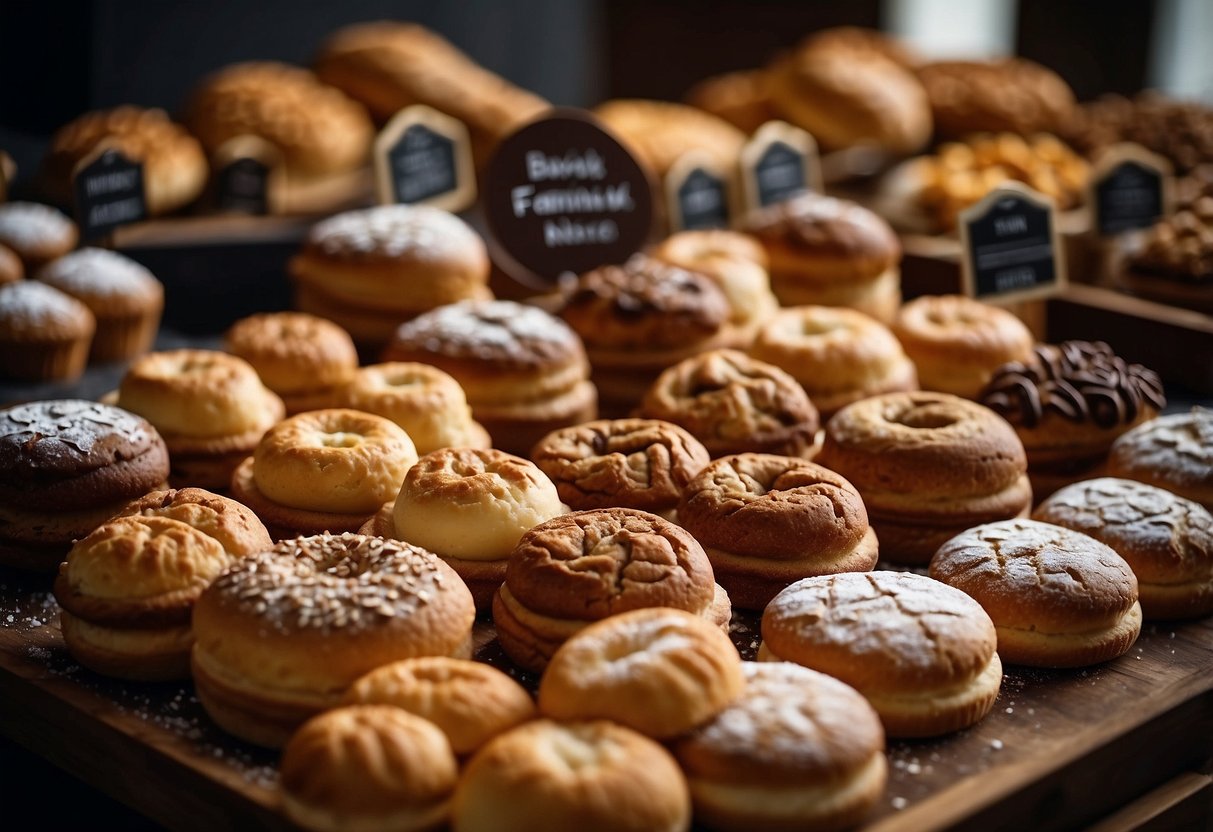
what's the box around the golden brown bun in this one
[931,519,1142,667]
[452,719,691,832]
[54,515,230,681]
[530,418,710,515]
[493,508,729,673]
[281,705,457,832]
[639,349,820,459]
[917,58,1075,139]
[43,106,207,215]
[1107,409,1213,511]
[674,661,887,832]
[0,244,23,285]
[1034,478,1213,620]
[192,533,475,747]
[539,607,743,739]
[0,280,94,382]
[678,454,877,610]
[799,26,918,68]
[761,571,1002,737]
[751,305,917,418]
[117,487,271,557]
[594,99,746,179]
[767,37,931,154]
[340,362,490,454]
[891,295,1034,399]
[186,61,372,177]
[818,392,1031,564]
[345,658,535,755]
[685,70,777,135]
[313,21,550,168]
[224,312,357,412]
[0,202,78,271]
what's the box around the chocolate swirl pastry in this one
[980,342,1165,429]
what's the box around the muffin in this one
[0,281,95,381]
[0,201,78,271]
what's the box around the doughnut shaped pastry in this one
[678,454,878,609]
[192,532,475,747]
[931,519,1143,667]
[1107,408,1213,511]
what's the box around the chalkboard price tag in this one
[213,135,281,215]
[1090,143,1172,237]
[484,108,655,289]
[666,152,731,232]
[375,105,476,213]
[73,145,147,240]
[739,121,822,213]
[959,182,1067,303]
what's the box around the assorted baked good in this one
[452,719,691,832]
[231,408,417,539]
[1034,478,1213,619]
[638,350,821,460]
[345,657,535,755]
[558,255,736,413]
[1106,408,1213,510]
[892,294,1035,399]
[384,300,596,456]
[684,69,776,135]
[0,201,78,271]
[0,400,169,571]
[931,519,1142,667]
[115,349,285,491]
[41,106,208,216]
[224,312,358,415]
[742,192,902,322]
[979,341,1166,500]
[290,205,491,348]
[677,453,878,609]
[673,661,887,832]
[1063,92,1213,174]
[492,508,731,673]
[192,532,475,747]
[750,305,917,418]
[0,280,95,382]
[916,58,1075,139]
[367,447,563,610]
[116,486,271,554]
[594,99,746,181]
[817,392,1031,564]
[341,362,491,454]
[37,248,163,363]
[530,418,710,519]
[1123,202,1213,310]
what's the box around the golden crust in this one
[117,487,272,557]
[1107,409,1213,511]
[991,603,1143,668]
[231,456,379,538]
[594,99,746,177]
[224,312,357,397]
[685,70,777,135]
[59,612,194,682]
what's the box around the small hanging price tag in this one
[665,152,731,232]
[213,135,282,215]
[1089,142,1172,237]
[374,105,476,212]
[73,144,147,240]
[959,181,1067,303]
[739,120,822,213]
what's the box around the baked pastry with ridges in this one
[1107,408,1213,511]
[0,280,94,382]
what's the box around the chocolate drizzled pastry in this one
[980,341,1165,429]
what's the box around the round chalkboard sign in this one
[484,109,655,288]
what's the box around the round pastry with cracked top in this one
[0,201,78,270]
[54,515,231,680]
[930,519,1142,667]
[116,349,285,491]
[538,607,744,739]
[818,392,1031,564]
[224,312,358,415]
[492,507,731,673]
[0,400,169,570]
[558,254,735,414]
[345,657,535,756]
[979,340,1166,500]
[673,661,887,832]
[281,705,458,832]
[891,294,1035,399]
[361,448,564,611]
[0,280,95,382]
[750,305,918,418]
[760,571,1003,737]
[678,453,878,610]
[192,532,475,747]
[742,193,902,323]
[232,408,417,540]
[1034,478,1213,620]
[116,487,272,557]
[385,300,596,455]
[638,349,821,460]
[341,362,491,454]
[452,719,691,832]
[530,418,710,519]
[1107,408,1213,511]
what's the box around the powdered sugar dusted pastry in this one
[0,201,78,270]
[1107,408,1213,511]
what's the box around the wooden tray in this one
[1,567,1210,832]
